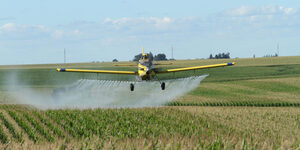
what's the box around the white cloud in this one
[224,5,298,17]
[103,17,173,30]
[0,23,15,31]
[103,18,112,23]
[1,5,300,64]
[279,6,297,15]
[0,22,86,40]
[0,23,49,33]
[225,6,256,16]
[36,25,50,32]
[74,29,80,34]
[218,5,300,33]
[0,23,50,40]
[0,7,299,43]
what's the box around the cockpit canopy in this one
[139,53,152,67]
[142,54,148,60]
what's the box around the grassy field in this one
[0,56,300,149]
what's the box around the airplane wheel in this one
[161,82,165,90]
[130,83,134,91]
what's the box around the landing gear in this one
[154,75,166,90]
[161,82,165,90]
[130,77,139,91]
[129,77,165,91]
[130,83,134,91]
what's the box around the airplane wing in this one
[56,68,137,75]
[114,62,172,66]
[157,62,235,73]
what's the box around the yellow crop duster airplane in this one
[57,48,235,91]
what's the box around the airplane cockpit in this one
[139,54,152,67]
[142,54,148,60]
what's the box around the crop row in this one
[0,107,65,143]
[167,101,300,107]
[7,110,39,143]
[0,112,22,142]
[2,105,299,149]
[43,108,217,140]
[46,110,78,137]
[0,120,9,144]
[19,111,54,142]
[0,106,247,148]
[0,106,231,143]
[32,111,64,138]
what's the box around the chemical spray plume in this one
[6,74,208,109]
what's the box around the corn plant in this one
[7,110,39,143]
[46,110,77,137]
[32,111,65,138]
[0,112,22,142]
[0,123,9,144]
[20,111,54,142]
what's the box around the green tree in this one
[154,53,167,61]
[133,53,142,61]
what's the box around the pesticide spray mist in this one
[7,74,208,109]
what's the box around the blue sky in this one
[0,0,300,64]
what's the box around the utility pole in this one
[277,43,279,56]
[64,48,66,64]
[171,45,174,60]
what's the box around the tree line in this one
[263,53,278,57]
[133,53,168,61]
[209,53,230,59]
[113,52,232,62]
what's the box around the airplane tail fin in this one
[142,46,145,56]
